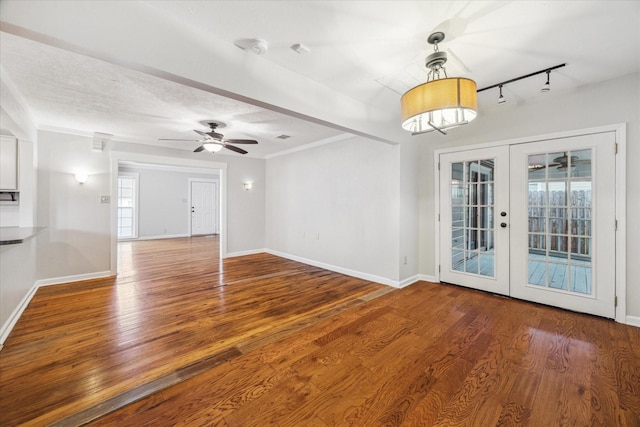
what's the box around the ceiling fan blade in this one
[223,144,248,155]
[194,146,205,153]
[528,165,546,171]
[194,129,208,137]
[224,139,258,144]
[159,138,200,141]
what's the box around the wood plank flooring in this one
[0,236,386,425]
[1,236,639,426]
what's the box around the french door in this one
[439,146,510,296]
[439,131,617,318]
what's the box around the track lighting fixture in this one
[498,85,506,104]
[541,70,551,93]
[477,63,565,103]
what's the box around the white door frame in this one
[110,152,228,275]
[188,178,219,236]
[434,123,626,323]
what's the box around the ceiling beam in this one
[0,1,412,145]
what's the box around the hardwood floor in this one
[1,236,639,426]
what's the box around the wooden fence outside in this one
[528,189,591,258]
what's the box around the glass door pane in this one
[450,158,496,278]
[526,150,593,295]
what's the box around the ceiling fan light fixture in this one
[401,32,477,134]
[202,142,223,152]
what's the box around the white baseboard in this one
[418,274,438,283]
[226,248,267,258]
[128,234,190,241]
[35,271,113,287]
[265,249,401,287]
[0,284,38,345]
[626,315,640,328]
[398,275,421,288]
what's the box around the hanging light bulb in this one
[541,70,551,93]
[498,85,506,104]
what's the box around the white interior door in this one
[439,131,616,318]
[191,181,218,236]
[510,132,616,318]
[439,146,510,296]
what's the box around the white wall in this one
[399,137,420,282]
[226,155,265,254]
[266,135,401,284]
[36,131,112,280]
[118,166,219,239]
[418,72,640,318]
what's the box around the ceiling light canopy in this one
[401,32,477,135]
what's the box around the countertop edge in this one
[0,227,47,245]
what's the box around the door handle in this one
[191,207,195,213]
[500,211,507,217]
[500,222,508,228]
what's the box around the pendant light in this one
[401,32,477,135]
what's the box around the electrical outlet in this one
[100,196,110,203]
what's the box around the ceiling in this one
[1,1,639,158]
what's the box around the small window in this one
[118,173,139,239]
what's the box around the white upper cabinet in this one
[0,136,19,191]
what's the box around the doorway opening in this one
[110,154,228,276]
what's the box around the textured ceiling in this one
[0,32,343,158]
[1,1,639,158]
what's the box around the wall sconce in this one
[243,182,253,191]
[75,173,89,184]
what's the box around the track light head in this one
[541,70,551,93]
[498,85,506,104]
